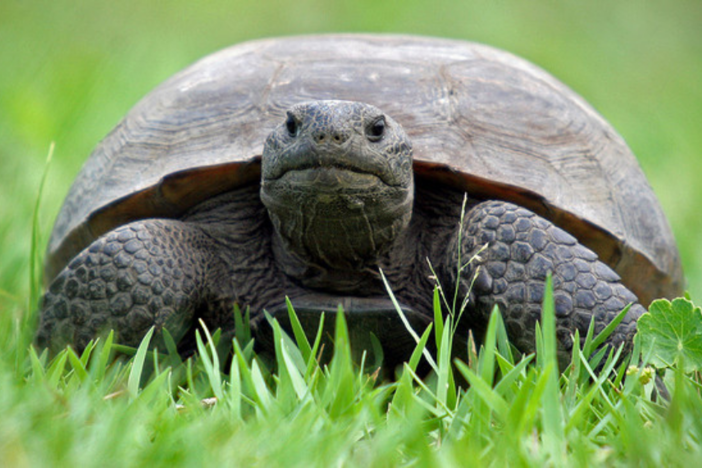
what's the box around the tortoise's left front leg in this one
[441,200,646,368]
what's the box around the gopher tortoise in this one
[37,34,683,367]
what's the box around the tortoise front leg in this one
[443,200,646,368]
[37,219,231,356]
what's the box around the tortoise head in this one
[261,100,414,283]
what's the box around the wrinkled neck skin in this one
[265,182,414,293]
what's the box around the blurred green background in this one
[1,0,700,317]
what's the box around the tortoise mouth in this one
[262,131,410,189]
[260,166,413,222]
[262,149,402,188]
[267,166,388,192]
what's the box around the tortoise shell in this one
[46,34,683,305]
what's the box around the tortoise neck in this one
[270,226,424,295]
[266,195,414,293]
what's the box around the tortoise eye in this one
[285,112,299,137]
[366,116,386,142]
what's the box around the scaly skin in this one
[449,201,645,368]
[37,101,645,367]
[36,220,228,353]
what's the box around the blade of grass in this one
[279,334,309,401]
[433,286,444,351]
[195,321,223,401]
[21,143,55,368]
[519,365,553,436]
[45,350,68,390]
[450,194,469,314]
[160,328,182,368]
[404,365,453,419]
[66,347,89,383]
[589,304,631,352]
[493,354,535,397]
[327,308,355,419]
[136,367,171,405]
[228,352,243,420]
[455,360,509,421]
[28,143,54,312]
[233,304,251,346]
[493,305,515,365]
[407,324,434,374]
[96,331,115,375]
[250,359,273,413]
[28,346,46,380]
[380,268,438,372]
[305,312,325,380]
[286,297,313,362]
[436,314,454,410]
[128,327,155,397]
[478,306,502,386]
[539,275,565,465]
[368,332,384,372]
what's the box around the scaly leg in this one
[444,200,645,367]
[37,219,231,355]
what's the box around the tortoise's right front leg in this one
[36,219,230,356]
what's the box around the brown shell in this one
[46,34,683,305]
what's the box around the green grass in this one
[4,277,702,466]
[2,0,702,465]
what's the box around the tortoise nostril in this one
[314,132,347,144]
[332,131,349,144]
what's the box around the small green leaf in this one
[636,298,702,373]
